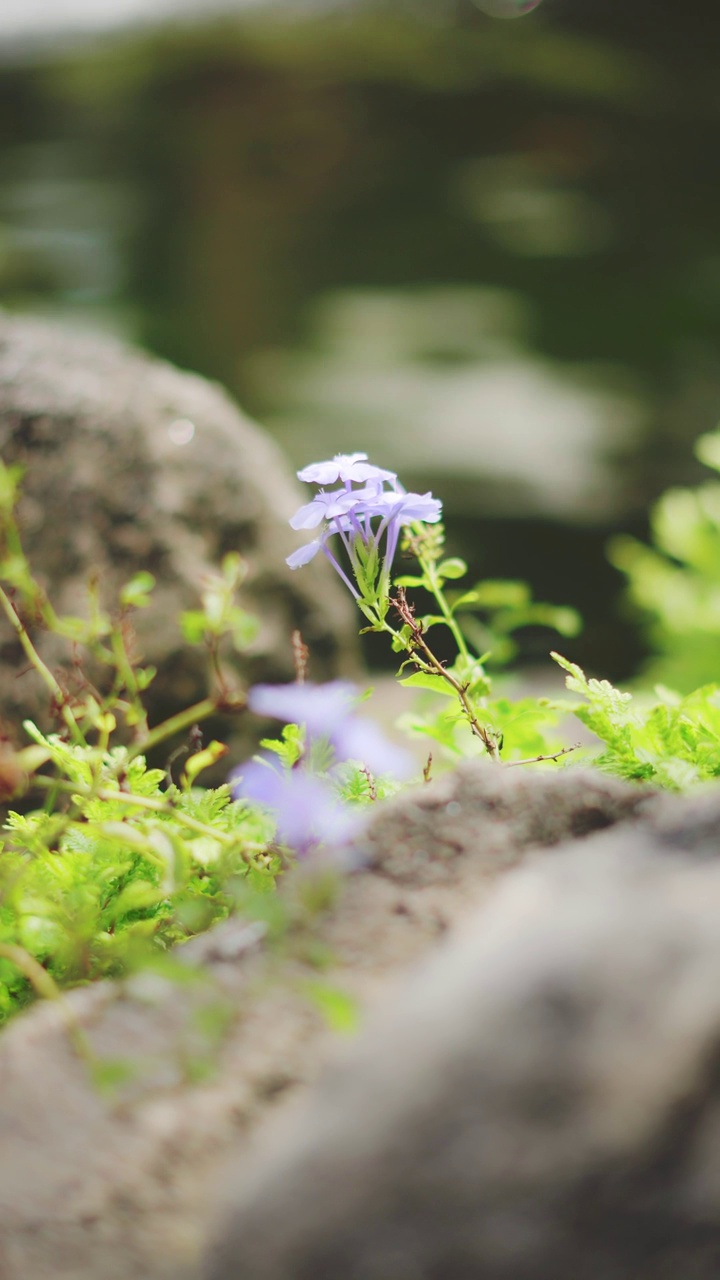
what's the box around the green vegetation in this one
[0,461,279,1025]
[610,427,720,693]
[4,420,720,1031]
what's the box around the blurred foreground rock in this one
[0,311,357,741]
[6,763,720,1279]
[207,779,720,1280]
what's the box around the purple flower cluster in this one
[286,452,442,600]
[230,679,412,857]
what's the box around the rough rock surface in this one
[0,311,357,739]
[205,781,720,1280]
[0,763,656,1280]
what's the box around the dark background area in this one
[1,0,719,679]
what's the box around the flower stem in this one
[418,551,472,666]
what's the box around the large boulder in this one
[0,763,654,1280]
[205,779,720,1280]
[0,311,357,739]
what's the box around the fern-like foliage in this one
[553,653,720,789]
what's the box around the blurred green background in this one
[1,0,719,679]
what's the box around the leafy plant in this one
[0,461,279,1024]
[552,652,720,790]
[283,451,578,767]
[610,426,720,693]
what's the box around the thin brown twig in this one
[505,744,581,768]
[292,630,309,684]
[392,588,500,761]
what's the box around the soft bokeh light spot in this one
[167,417,196,446]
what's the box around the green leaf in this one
[418,615,447,631]
[390,624,413,652]
[120,572,156,608]
[301,980,359,1034]
[437,558,467,580]
[469,580,530,608]
[450,591,480,610]
[696,430,720,474]
[180,610,208,644]
[184,741,229,786]
[399,672,457,698]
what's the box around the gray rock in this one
[205,782,720,1280]
[0,311,357,741]
[358,755,653,883]
[0,764,657,1280]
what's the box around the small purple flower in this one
[358,489,442,572]
[357,491,442,524]
[231,755,361,855]
[289,484,383,532]
[286,452,442,610]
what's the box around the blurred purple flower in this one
[231,755,361,855]
[249,680,413,779]
[249,681,356,736]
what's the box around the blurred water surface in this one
[1,0,718,677]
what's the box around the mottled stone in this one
[0,311,357,742]
[206,780,720,1280]
[0,764,656,1280]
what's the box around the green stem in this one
[125,696,222,763]
[110,629,149,735]
[359,604,438,677]
[0,583,85,744]
[420,554,472,666]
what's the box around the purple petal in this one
[248,681,358,736]
[332,718,414,779]
[289,499,328,531]
[297,454,397,488]
[286,539,323,568]
[357,490,442,524]
[289,489,347,530]
[229,754,284,807]
[297,454,368,485]
[231,758,362,855]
